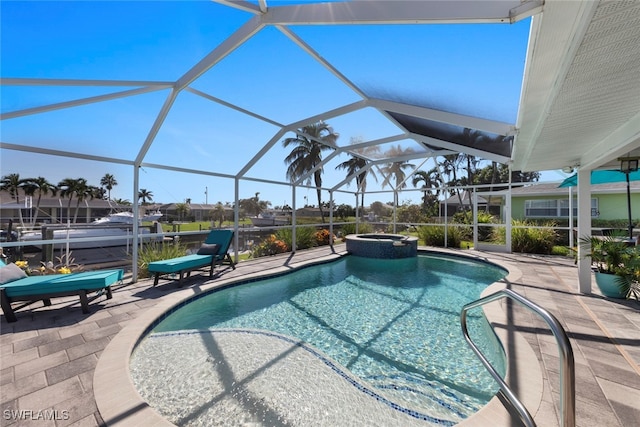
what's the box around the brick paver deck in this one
[1,246,639,426]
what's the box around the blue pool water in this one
[132,253,507,425]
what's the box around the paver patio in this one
[1,246,638,426]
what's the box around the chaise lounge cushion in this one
[0,263,28,285]
[147,229,236,287]
[1,270,124,298]
[148,254,213,274]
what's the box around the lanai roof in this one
[1,1,639,203]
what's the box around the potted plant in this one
[579,233,635,299]
[615,246,640,300]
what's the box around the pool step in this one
[364,373,484,423]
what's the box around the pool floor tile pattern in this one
[1,245,639,426]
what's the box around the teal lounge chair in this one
[0,261,123,323]
[148,229,236,287]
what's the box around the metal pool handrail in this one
[460,288,575,427]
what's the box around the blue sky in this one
[1,1,568,208]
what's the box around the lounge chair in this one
[0,260,123,323]
[147,229,236,287]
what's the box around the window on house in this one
[525,198,598,217]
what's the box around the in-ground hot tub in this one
[345,233,418,258]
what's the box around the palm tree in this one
[211,203,226,228]
[19,179,37,226]
[20,177,57,227]
[412,167,443,205]
[239,192,270,217]
[438,153,465,208]
[112,198,131,206]
[174,202,190,221]
[58,178,87,223]
[335,154,377,213]
[459,128,483,187]
[100,174,117,200]
[58,178,76,222]
[72,181,95,223]
[58,178,90,223]
[138,189,153,205]
[380,145,416,191]
[283,121,338,223]
[1,173,27,227]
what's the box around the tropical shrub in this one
[357,222,373,234]
[338,222,373,241]
[275,226,317,250]
[492,219,557,254]
[340,223,356,237]
[451,210,493,241]
[315,229,334,246]
[397,204,427,224]
[476,211,496,241]
[417,225,464,248]
[137,242,188,279]
[250,234,289,258]
[551,245,572,256]
[451,210,473,224]
[273,227,293,248]
[615,247,640,299]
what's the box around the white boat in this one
[249,213,288,227]
[19,211,164,249]
[91,210,162,225]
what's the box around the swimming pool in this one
[130,253,507,426]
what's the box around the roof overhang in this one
[512,0,640,173]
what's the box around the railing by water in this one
[460,288,575,427]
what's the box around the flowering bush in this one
[250,235,289,258]
[14,260,30,272]
[15,253,84,276]
[315,229,335,246]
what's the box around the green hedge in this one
[417,225,466,248]
[492,219,558,254]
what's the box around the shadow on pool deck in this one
[1,246,639,426]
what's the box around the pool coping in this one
[94,248,542,426]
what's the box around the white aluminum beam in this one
[258,0,267,14]
[0,142,134,166]
[293,149,341,186]
[395,157,431,192]
[186,87,284,128]
[214,0,262,14]
[260,1,542,25]
[0,78,173,87]
[287,100,368,131]
[139,162,237,180]
[278,25,368,100]
[331,162,375,192]
[1,86,167,120]
[341,134,408,154]
[175,17,264,90]
[134,89,179,165]
[237,128,288,177]
[237,100,368,178]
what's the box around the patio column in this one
[291,186,297,253]
[355,192,359,234]
[577,168,592,294]
[131,165,140,282]
[329,191,334,248]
